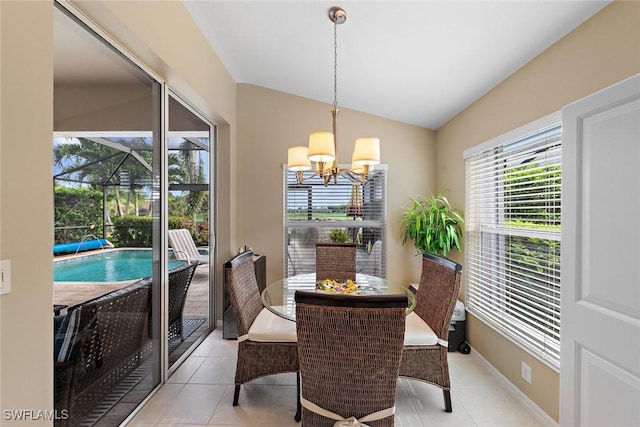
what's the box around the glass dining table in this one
[261,272,416,321]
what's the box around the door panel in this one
[579,348,640,427]
[561,74,640,426]
[167,93,214,370]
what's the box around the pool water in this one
[54,250,186,282]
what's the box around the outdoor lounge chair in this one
[168,228,209,264]
[400,253,462,413]
[295,290,407,426]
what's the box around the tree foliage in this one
[54,186,103,243]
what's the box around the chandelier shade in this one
[287,146,311,171]
[307,131,336,163]
[350,151,366,175]
[286,6,381,186]
[352,137,380,166]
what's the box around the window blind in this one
[283,165,387,278]
[465,119,562,369]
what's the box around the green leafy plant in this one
[328,228,351,243]
[401,191,465,256]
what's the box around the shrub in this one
[54,186,103,243]
[111,216,153,247]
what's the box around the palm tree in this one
[169,139,208,234]
[53,137,154,217]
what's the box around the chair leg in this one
[443,389,452,412]
[233,385,241,406]
[294,372,301,422]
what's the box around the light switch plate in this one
[0,260,11,295]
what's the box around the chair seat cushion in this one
[248,307,297,342]
[404,311,438,346]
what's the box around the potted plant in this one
[328,228,351,243]
[400,191,464,256]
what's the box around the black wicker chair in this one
[168,261,198,342]
[295,290,407,426]
[399,253,462,413]
[54,278,152,427]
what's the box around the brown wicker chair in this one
[399,253,462,413]
[168,261,198,342]
[315,242,356,282]
[295,290,407,426]
[224,250,299,409]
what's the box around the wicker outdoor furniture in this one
[223,250,299,409]
[315,242,357,282]
[399,253,462,413]
[54,278,152,427]
[295,290,407,426]
[167,261,199,342]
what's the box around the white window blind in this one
[464,117,562,369]
[283,165,387,278]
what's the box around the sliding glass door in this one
[52,3,215,424]
[166,93,214,370]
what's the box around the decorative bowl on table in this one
[317,278,363,294]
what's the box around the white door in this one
[561,74,640,426]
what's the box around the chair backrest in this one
[414,253,463,340]
[295,290,407,425]
[54,278,152,426]
[55,277,151,366]
[223,250,262,336]
[168,228,200,262]
[315,242,356,282]
[167,261,198,329]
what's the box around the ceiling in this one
[183,0,610,130]
[55,1,612,130]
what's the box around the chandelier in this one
[287,6,380,186]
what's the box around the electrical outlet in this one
[0,260,11,295]
[521,361,531,384]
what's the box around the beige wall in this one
[436,1,640,421]
[0,1,54,423]
[236,84,436,286]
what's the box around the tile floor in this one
[128,329,551,427]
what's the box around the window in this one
[284,166,387,278]
[464,114,561,369]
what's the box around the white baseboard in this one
[469,346,559,427]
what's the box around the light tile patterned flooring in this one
[128,329,550,427]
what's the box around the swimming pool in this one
[54,249,186,282]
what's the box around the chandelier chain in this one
[333,20,338,110]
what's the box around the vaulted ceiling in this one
[184,1,610,129]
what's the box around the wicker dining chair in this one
[399,253,462,413]
[167,261,198,342]
[295,290,407,426]
[315,242,357,282]
[224,250,299,409]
